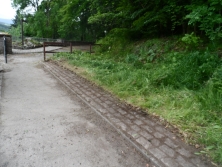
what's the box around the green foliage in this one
[181,33,201,49]
[11,0,222,42]
[10,0,222,163]
[186,0,222,40]
[88,13,115,25]
[29,11,49,37]
[96,28,131,56]
[198,124,222,162]
[52,37,222,164]
[153,51,220,90]
[12,0,40,11]
[58,0,97,40]
[88,0,120,31]
[0,23,10,32]
[8,26,21,37]
[199,66,222,111]
[11,11,20,28]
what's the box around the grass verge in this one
[51,37,222,165]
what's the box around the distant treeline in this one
[0,22,9,32]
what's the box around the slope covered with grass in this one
[52,35,222,165]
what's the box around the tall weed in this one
[152,51,221,90]
[199,66,222,111]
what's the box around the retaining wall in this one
[0,34,12,54]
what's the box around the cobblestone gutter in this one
[43,61,214,167]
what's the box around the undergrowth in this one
[52,35,222,165]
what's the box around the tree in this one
[186,0,222,40]
[11,10,21,28]
[11,0,222,42]
[59,0,93,40]
[12,0,41,12]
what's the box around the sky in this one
[0,0,16,19]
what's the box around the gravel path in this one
[0,47,216,167]
[0,53,150,167]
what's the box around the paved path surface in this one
[43,61,214,167]
[0,54,150,167]
[0,47,216,167]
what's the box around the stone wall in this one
[0,35,12,54]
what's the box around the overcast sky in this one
[0,0,16,19]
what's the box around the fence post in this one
[90,44,92,54]
[3,36,7,63]
[70,42,72,53]
[43,42,46,61]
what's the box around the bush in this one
[96,28,131,57]
[153,51,221,90]
[181,32,201,50]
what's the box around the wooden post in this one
[43,42,46,61]
[90,44,92,54]
[3,36,7,63]
[70,42,72,53]
[21,18,24,49]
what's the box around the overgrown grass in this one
[52,36,222,165]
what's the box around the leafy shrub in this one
[96,28,131,56]
[181,32,201,50]
[153,51,220,90]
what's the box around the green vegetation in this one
[52,35,222,164]
[11,0,222,165]
[11,0,222,41]
[0,22,9,32]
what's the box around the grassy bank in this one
[52,36,222,165]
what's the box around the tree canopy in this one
[11,0,222,41]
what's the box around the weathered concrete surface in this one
[0,54,150,167]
